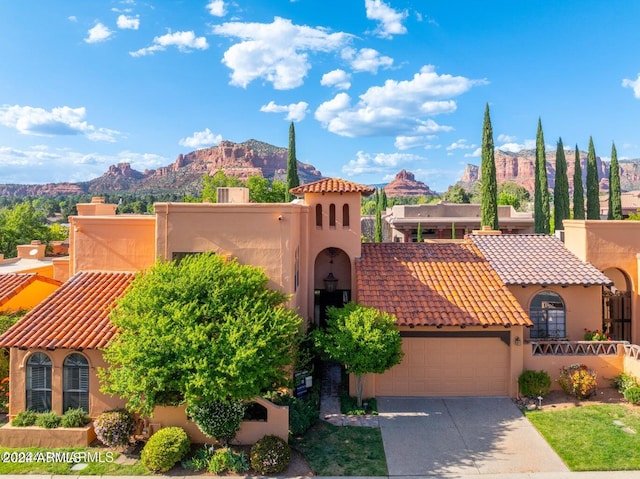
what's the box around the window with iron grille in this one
[530,291,566,339]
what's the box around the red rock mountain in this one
[0,139,324,197]
[384,170,437,197]
[459,149,640,193]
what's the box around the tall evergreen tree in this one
[379,189,388,211]
[374,209,382,242]
[553,138,570,231]
[534,118,550,233]
[416,222,422,243]
[573,144,585,219]
[480,103,498,230]
[608,142,622,220]
[285,122,300,202]
[586,136,600,219]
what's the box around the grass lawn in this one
[0,447,149,475]
[525,404,640,471]
[292,420,388,476]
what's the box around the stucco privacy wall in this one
[508,285,603,341]
[564,220,640,344]
[7,348,126,418]
[68,215,156,275]
[154,202,310,320]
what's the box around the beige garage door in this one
[375,336,509,396]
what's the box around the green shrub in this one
[93,408,135,447]
[181,446,215,472]
[187,400,245,445]
[250,434,291,474]
[518,370,552,397]
[613,373,638,393]
[11,409,37,427]
[558,364,597,399]
[61,408,91,428]
[35,411,61,429]
[207,447,249,474]
[266,387,320,436]
[340,391,378,415]
[624,386,640,405]
[141,426,190,472]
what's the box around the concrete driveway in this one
[377,397,569,476]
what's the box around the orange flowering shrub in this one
[0,377,9,413]
[558,364,597,399]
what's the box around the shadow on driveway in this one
[377,396,568,476]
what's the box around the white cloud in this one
[622,74,640,99]
[342,150,422,175]
[85,23,113,43]
[341,47,393,73]
[497,133,516,143]
[260,101,309,122]
[211,17,352,90]
[465,148,481,158]
[0,104,120,142]
[394,135,438,150]
[365,0,408,39]
[68,16,78,22]
[206,0,227,17]
[315,65,484,138]
[178,128,222,149]
[117,14,140,30]
[446,139,476,151]
[130,31,209,57]
[321,69,351,90]
[497,139,536,153]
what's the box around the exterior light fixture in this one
[515,336,521,346]
[323,272,338,293]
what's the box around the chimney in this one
[16,240,46,260]
[471,225,502,236]
[76,197,118,216]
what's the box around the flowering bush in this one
[140,426,190,472]
[250,435,291,474]
[0,377,8,413]
[558,364,597,399]
[583,329,611,341]
[93,408,135,447]
[186,400,245,445]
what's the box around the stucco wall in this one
[68,216,156,275]
[8,348,125,418]
[508,284,603,341]
[564,220,640,344]
[0,280,59,312]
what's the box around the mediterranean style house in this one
[1,178,640,446]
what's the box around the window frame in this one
[529,291,566,339]
[26,352,52,413]
[63,353,90,413]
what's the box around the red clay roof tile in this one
[357,242,532,328]
[0,271,134,350]
[290,178,375,196]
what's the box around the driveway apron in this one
[377,396,569,476]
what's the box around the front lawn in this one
[292,420,388,476]
[525,404,640,471]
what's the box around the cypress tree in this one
[379,189,388,211]
[553,138,570,231]
[480,103,498,230]
[573,144,585,219]
[534,118,550,233]
[608,141,622,220]
[375,209,382,242]
[285,122,300,202]
[586,136,600,219]
[416,222,422,243]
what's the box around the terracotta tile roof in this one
[290,178,375,196]
[469,234,613,286]
[0,271,134,350]
[0,273,61,307]
[357,242,532,328]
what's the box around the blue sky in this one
[2,1,640,192]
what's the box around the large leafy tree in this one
[553,138,570,231]
[573,145,585,219]
[0,202,58,257]
[608,142,622,220]
[99,253,302,416]
[442,184,471,204]
[534,118,550,233]
[480,103,498,230]
[313,303,403,407]
[285,122,300,202]
[586,136,600,219]
[497,182,530,211]
[201,170,244,202]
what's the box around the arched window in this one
[329,204,336,227]
[342,204,350,227]
[530,291,566,339]
[315,204,323,227]
[63,353,89,412]
[26,352,52,412]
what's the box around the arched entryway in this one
[602,267,633,341]
[314,247,351,326]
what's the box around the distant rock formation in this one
[0,139,324,197]
[383,170,437,197]
[458,149,640,193]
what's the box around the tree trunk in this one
[355,374,367,407]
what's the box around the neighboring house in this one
[384,203,534,242]
[0,273,61,312]
[0,240,56,280]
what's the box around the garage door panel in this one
[375,337,509,397]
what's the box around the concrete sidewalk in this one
[377,397,569,477]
